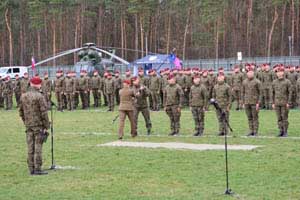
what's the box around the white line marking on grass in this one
[98,141,260,151]
[54,165,80,170]
[62,132,300,140]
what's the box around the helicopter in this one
[27,43,129,77]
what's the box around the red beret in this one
[107,73,112,77]
[277,67,285,72]
[193,74,200,79]
[123,79,131,85]
[5,76,10,80]
[218,72,225,76]
[126,69,130,73]
[131,76,138,81]
[24,72,28,75]
[30,77,42,85]
[218,67,224,71]
[167,74,175,80]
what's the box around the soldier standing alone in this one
[19,77,50,175]
[3,76,14,110]
[189,75,208,136]
[212,72,232,136]
[164,74,184,136]
[271,67,292,137]
[242,68,261,136]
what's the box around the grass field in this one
[0,105,300,200]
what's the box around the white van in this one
[0,66,28,79]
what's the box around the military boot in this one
[33,170,48,175]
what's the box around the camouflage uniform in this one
[160,75,168,108]
[286,71,298,108]
[91,75,102,107]
[14,78,21,107]
[297,78,300,106]
[104,78,115,111]
[261,70,273,109]
[20,78,30,94]
[74,77,80,109]
[164,83,184,135]
[41,78,52,108]
[189,82,208,136]
[114,76,122,105]
[212,81,232,135]
[184,74,193,106]
[242,77,261,135]
[3,79,14,110]
[54,76,64,111]
[78,75,89,109]
[87,76,92,108]
[19,87,50,174]
[133,84,152,134]
[64,76,76,110]
[231,72,243,110]
[208,74,216,99]
[149,75,161,111]
[271,77,292,135]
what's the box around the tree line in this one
[0,0,299,66]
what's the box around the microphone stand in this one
[210,99,234,195]
[49,101,57,170]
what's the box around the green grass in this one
[0,104,300,200]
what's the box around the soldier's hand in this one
[177,107,181,112]
[286,104,290,109]
[84,91,87,94]
[256,103,260,111]
[226,106,230,112]
[272,104,275,109]
[184,88,187,92]
[242,104,245,109]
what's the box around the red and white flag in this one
[31,57,36,73]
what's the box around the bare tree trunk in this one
[37,30,41,61]
[121,12,125,59]
[135,14,139,59]
[166,13,171,54]
[140,16,144,57]
[182,5,192,60]
[5,8,13,66]
[44,12,48,57]
[96,4,103,46]
[20,24,24,65]
[265,10,269,56]
[281,3,287,56]
[247,0,253,57]
[267,7,279,58]
[291,0,295,56]
[52,21,57,66]
[74,8,80,63]
[215,19,220,61]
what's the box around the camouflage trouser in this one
[55,91,63,111]
[66,92,74,110]
[160,90,164,108]
[15,91,21,107]
[275,105,289,132]
[3,93,13,110]
[165,105,181,134]
[79,91,88,109]
[150,90,160,110]
[118,110,137,138]
[191,106,205,133]
[232,89,241,109]
[115,88,120,105]
[184,88,190,106]
[92,89,100,107]
[43,92,52,109]
[263,87,272,109]
[26,127,44,172]
[133,107,152,132]
[0,93,3,107]
[74,92,79,108]
[244,104,259,133]
[87,91,91,107]
[103,92,108,106]
[216,108,229,135]
[107,93,114,111]
[290,86,297,108]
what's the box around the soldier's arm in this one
[241,81,245,105]
[287,80,293,105]
[163,89,167,107]
[39,96,50,129]
[19,95,25,123]
[227,85,232,107]
[271,82,275,105]
[178,86,184,108]
[202,86,208,108]
[257,80,262,105]
[189,87,192,106]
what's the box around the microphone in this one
[210,98,222,111]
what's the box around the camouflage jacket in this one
[19,87,50,129]
[90,76,102,90]
[20,78,30,93]
[271,78,292,105]
[119,87,135,111]
[242,78,261,105]
[104,78,115,94]
[133,84,150,108]
[114,76,122,90]
[231,72,244,91]
[262,70,273,89]
[64,77,76,93]
[54,76,64,93]
[3,80,14,95]
[41,78,52,94]
[212,81,232,109]
[14,79,21,93]
[138,75,149,88]
[163,83,184,107]
[78,76,89,91]
[149,75,161,91]
[189,83,208,107]
[185,75,193,89]
[176,75,185,88]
